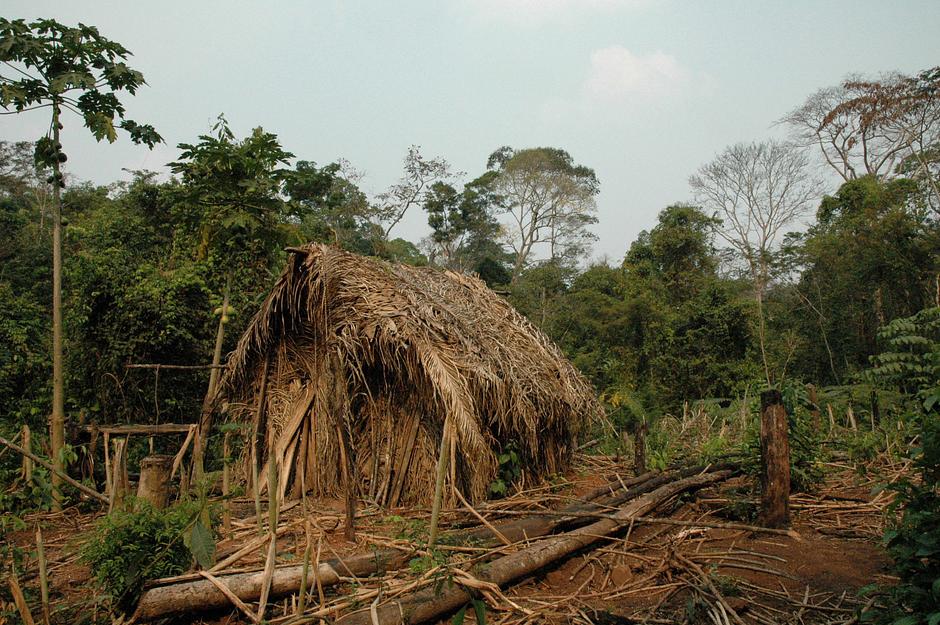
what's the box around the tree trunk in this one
[132,465,729,621]
[50,102,65,511]
[758,390,790,528]
[192,272,232,481]
[337,470,732,625]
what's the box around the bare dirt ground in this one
[5,453,904,624]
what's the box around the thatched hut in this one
[220,244,602,507]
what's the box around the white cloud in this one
[461,0,651,24]
[584,46,688,102]
[540,46,695,123]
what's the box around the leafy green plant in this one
[488,442,522,498]
[80,498,215,611]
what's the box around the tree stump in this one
[137,455,173,509]
[633,419,648,477]
[758,390,790,528]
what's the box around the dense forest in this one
[2,67,938,443]
[2,16,940,625]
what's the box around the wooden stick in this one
[453,488,511,546]
[82,423,195,435]
[223,431,232,533]
[127,363,227,370]
[21,425,32,481]
[8,564,36,625]
[0,434,108,504]
[428,418,451,548]
[198,571,260,624]
[36,526,50,625]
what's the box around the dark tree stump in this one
[759,390,790,528]
[633,419,648,477]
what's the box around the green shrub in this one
[80,499,209,611]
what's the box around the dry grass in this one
[220,244,603,505]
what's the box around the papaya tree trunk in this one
[50,101,65,511]
[192,272,232,481]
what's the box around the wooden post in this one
[807,384,821,433]
[36,526,50,625]
[109,438,129,512]
[20,425,32,482]
[869,389,880,428]
[336,420,356,542]
[222,431,232,533]
[758,390,790,528]
[846,402,858,431]
[633,418,648,477]
[137,455,173,509]
[428,418,452,548]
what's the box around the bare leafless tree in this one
[375,145,456,239]
[782,68,940,202]
[690,140,821,384]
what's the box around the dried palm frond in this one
[221,244,603,505]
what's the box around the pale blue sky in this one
[4,1,939,260]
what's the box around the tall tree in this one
[783,67,940,191]
[486,146,599,281]
[690,140,820,385]
[0,18,161,507]
[285,159,379,254]
[422,171,504,273]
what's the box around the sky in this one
[3,0,939,262]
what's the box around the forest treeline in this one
[1,64,939,439]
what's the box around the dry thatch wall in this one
[221,244,602,506]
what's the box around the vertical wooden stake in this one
[758,390,790,528]
[807,384,820,433]
[428,418,451,548]
[252,355,270,534]
[109,437,129,513]
[827,403,836,436]
[846,402,858,431]
[36,526,50,625]
[8,564,36,625]
[870,389,880,429]
[336,420,356,542]
[222,431,232,533]
[20,425,33,482]
[633,418,648,477]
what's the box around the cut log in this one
[132,464,733,621]
[337,469,733,625]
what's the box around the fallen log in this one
[132,464,732,621]
[337,469,734,625]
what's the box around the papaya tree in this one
[0,18,161,508]
[170,115,294,477]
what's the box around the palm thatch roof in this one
[220,243,602,506]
